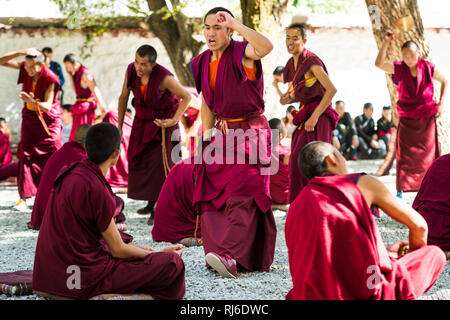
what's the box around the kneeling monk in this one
[33,123,185,300]
[285,141,446,300]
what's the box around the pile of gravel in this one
[0,160,448,300]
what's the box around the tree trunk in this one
[365,0,450,154]
[146,0,203,86]
[241,0,290,33]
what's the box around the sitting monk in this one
[413,153,450,258]
[268,118,290,211]
[28,124,91,230]
[33,123,185,300]
[151,157,202,247]
[0,117,18,182]
[285,141,446,300]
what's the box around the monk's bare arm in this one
[375,33,395,74]
[357,175,428,251]
[304,65,337,131]
[154,75,191,128]
[433,68,447,117]
[84,75,106,116]
[201,94,214,140]
[102,219,152,259]
[19,83,55,112]
[117,72,131,136]
[0,49,29,69]
[214,11,273,63]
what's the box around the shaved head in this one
[401,40,419,51]
[298,141,341,180]
[74,124,92,149]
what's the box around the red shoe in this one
[205,252,238,278]
[350,155,357,161]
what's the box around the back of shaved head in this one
[298,141,337,180]
[74,124,92,148]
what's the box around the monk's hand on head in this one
[215,11,234,29]
[21,48,40,57]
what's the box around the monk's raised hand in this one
[383,30,396,42]
[19,91,34,104]
[215,11,234,29]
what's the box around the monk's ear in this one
[325,153,337,166]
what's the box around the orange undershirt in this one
[209,58,257,91]
[140,83,148,102]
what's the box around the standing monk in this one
[280,23,338,203]
[190,7,277,278]
[117,45,191,217]
[64,53,106,142]
[375,31,447,197]
[0,48,62,210]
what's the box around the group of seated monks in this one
[25,121,448,300]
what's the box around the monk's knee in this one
[163,252,185,276]
[427,245,447,269]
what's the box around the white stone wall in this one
[1,28,450,145]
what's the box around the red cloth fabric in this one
[393,59,437,119]
[103,110,132,188]
[201,195,276,272]
[288,105,335,203]
[413,153,450,251]
[0,131,17,180]
[33,159,185,299]
[69,65,97,142]
[285,173,446,300]
[152,158,200,243]
[396,116,439,192]
[126,63,180,201]
[29,141,86,229]
[17,62,62,198]
[269,144,290,205]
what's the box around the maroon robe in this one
[393,59,440,192]
[413,154,450,251]
[69,64,97,142]
[17,62,62,198]
[269,143,290,205]
[283,49,338,203]
[152,158,200,243]
[0,131,18,180]
[33,159,185,300]
[29,141,86,229]
[190,39,276,272]
[103,110,132,188]
[285,173,446,300]
[126,63,180,201]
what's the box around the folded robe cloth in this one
[34,291,154,300]
[0,270,33,296]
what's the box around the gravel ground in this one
[0,159,448,300]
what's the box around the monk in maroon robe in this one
[33,123,185,300]
[268,118,290,210]
[117,45,191,216]
[152,157,201,246]
[286,141,446,300]
[413,154,450,255]
[28,124,91,230]
[179,87,202,158]
[375,31,447,196]
[103,109,132,188]
[0,48,63,209]
[0,118,18,181]
[190,8,276,278]
[63,54,106,142]
[280,23,338,203]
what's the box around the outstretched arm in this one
[357,175,428,252]
[375,31,395,74]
